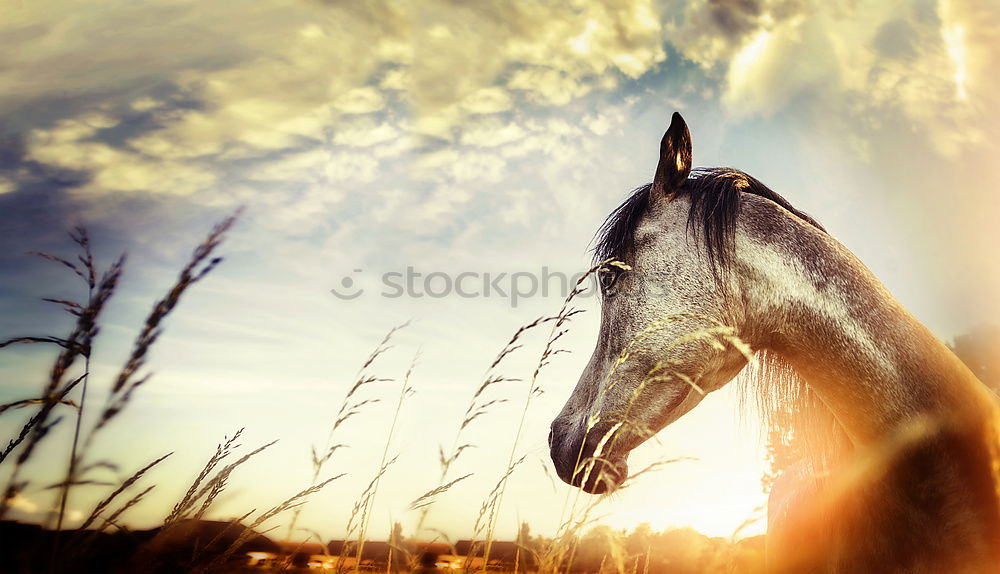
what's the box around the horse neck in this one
[735,212,991,445]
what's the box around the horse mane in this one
[594,168,824,268]
[593,167,848,474]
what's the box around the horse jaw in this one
[549,370,719,494]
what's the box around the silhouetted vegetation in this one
[950,324,1000,392]
[0,517,766,573]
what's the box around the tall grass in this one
[408,306,569,561]
[1,213,238,529]
[0,227,773,573]
[473,264,595,568]
[350,351,417,568]
[0,216,372,572]
[1,227,125,525]
[278,320,416,572]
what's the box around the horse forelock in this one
[593,182,652,265]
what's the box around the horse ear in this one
[651,112,692,197]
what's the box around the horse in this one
[548,112,1000,572]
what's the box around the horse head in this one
[549,113,754,493]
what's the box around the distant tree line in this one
[511,522,765,574]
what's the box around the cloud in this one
[846,0,999,157]
[5,0,408,205]
[669,0,805,67]
[0,174,17,195]
[6,0,997,268]
[4,0,674,248]
[412,0,667,135]
[460,87,514,115]
[334,87,388,115]
[671,0,1000,158]
[25,114,219,196]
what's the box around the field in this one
[0,219,772,573]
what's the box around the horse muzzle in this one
[549,419,629,494]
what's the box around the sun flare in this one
[942,24,969,101]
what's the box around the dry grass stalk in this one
[474,263,599,568]
[409,473,473,511]
[473,455,525,535]
[139,426,292,574]
[346,455,400,539]
[202,474,344,573]
[164,431,277,527]
[286,322,409,543]
[92,211,241,436]
[319,322,408,474]
[79,452,173,531]
[165,429,246,526]
[0,214,239,533]
[0,229,124,521]
[415,314,562,540]
[352,352,418,569]
[0,215,242,574]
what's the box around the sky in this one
[1,0,999,544]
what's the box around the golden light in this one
[725,27,773,108]
[568,20,599,55]
[246,551,277,566]
[434,556,465,569]
[942,24,968,101]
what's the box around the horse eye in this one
[598,268,620,292]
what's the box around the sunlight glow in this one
[942,24,969,101]
[729,29,772,97]
[603,477,769,538]
[569,20,599,55]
